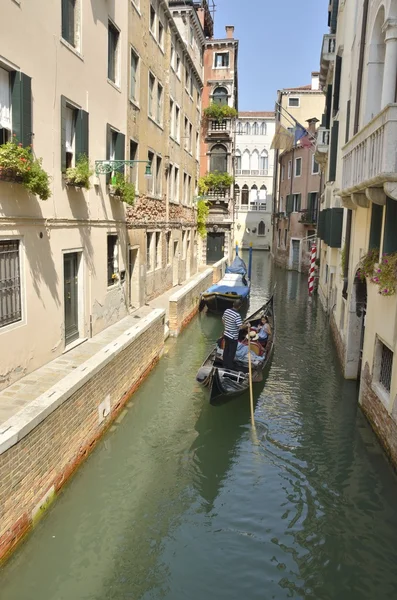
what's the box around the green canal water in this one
[2,253,397,599]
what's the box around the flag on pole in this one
[270,123,294,151]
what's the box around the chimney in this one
[225,25,234,39]
[311,71,320,90]
[306,118,319,134]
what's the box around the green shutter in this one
[11,72,32,148]
[318,210,326,239]
[114,132,125,172]
[60,95,67,172]
[307,193,313,213]
[329,208,343,248]
[383,197,397,254]
[286,195,293,214]
[296,194,301,212]
[62,0,69,41]
[75,109,89,160]
[329,120,339,182]
[369,203,383,250]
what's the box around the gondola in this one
[198,255,250,314]
[196,292,275,404]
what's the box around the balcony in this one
[341,104,397,200]
[298,208,318,225]
[235,169,268,176]
[208,120,232,137]
[320,33,336,87]
[314,127,330,167]
[238,201,267,212]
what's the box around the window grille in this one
[0,240,22,328]
[380,342,393,392]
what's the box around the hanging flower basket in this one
[0,137,51,200]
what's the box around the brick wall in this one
[0,312,165,562]
[126,197,196,228]
[360,362,397,469]
[169,270,213,336]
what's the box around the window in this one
[146,232,153,271]
[261,122,266,135]
[174,166,179,202]
[278,229,281,247]
[156,82,163,124]
[279,197,283,212]
[212,86,228,106]
[175,105,180,141]
[0,240,22,328]
[260,150,268,173]
[214,52,229,68]
[196,132,199,159]
[158,21,164,47]
[190,76,194,98]
[0,68,11,144]
[189,25,194,46]
[155,155,162,196]
[250,184,258,205]
[312,154,319,174]
[130,49,139,103]
[176,54,181,77]
[185,66,190,92]
[155,232,161,268]
[148,73,155,118]
[188,175,192,205]
[129,140,138,190]
[108,21,120,85]
[182,230,187,259]
[189,123,193,153]
[234,184,240,203]
[259,185,267,205]
[107,235,118,286]
[235,150,241,172]
[183,173,187,204]
[150,4,156,33]
[258,221,265,236]
[292,193,301,212]
[62,0,78,48]
[241,184,249,205]
[288,97,300,107]
[166,232,171,264]
[170,44,175,70]
[252,122,259,135]
[284,229,288,247]
[295,157,302,177]
[147,150,154,194]
[237,121,243,134]
[184,117,188,150]
[244,122,250,134]
[375,340,393,394]
[210,144,227,172]
[170,99,175,137]
[288,160,292,179]
[168,164,173,199]
[281,164,285,181]
[61,96,89,171]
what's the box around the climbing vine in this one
[197,199,210,238]
[198,172,234,196]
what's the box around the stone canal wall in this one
[169,269,213,336]
[0,309,165,563]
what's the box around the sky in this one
[214,0,330,111]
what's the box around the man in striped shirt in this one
[222,300,249,369]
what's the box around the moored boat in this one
[196,293,275,404]
[199,255,250,313]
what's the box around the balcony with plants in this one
[203,103,237,138]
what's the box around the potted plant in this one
[109,172,135,205]
[203,103,238,123]
[0,136,51,200]
[198,172,234,197]
[64,154,94,190]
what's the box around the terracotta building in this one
[200,25,239,264]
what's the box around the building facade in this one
[272,74,325,269]
[317,0,397,467]
[234,112,275,251]
[275,120,321,272]
[200,25,239,264]
[125,0,207,306]
[0,0,130,390]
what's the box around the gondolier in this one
[222,300,249,369]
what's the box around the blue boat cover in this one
[225,256,247,276]
[203,283,250,298]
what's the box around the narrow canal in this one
[2,253,397,599]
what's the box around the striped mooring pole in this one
[308,244,316,296]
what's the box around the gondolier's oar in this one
[247,328,255,427]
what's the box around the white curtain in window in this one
[0,68,11,131]
[259,185,267,200]
[251,150,259,170]
[260,150,268,172]
[242,149,250,170]
[65,106,74,152]
[250,185,258,203]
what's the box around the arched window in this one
[258,221,265,236]
[260,122,266,135]
[251,150,259,171]
[260,150,268,173]
[241,184,249,205]
[252,122,259,135]
[235,150,241,172]
[210,144,227,172]
[365,7,386,123]
[237,121,243,134]
[259,184,267,200]
[234,184,240,202]
[242,149,250,171]
[244,122,251,134]
[212,86,228,106]
[250,184,258,204]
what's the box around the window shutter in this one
[328,120,339,182]
[329,208,343,248]
[286,195,293,214]
[318,209,326,239]
[115,132,125,173]
[325,85,332,129]
[11,72,32,148]
[369,203,383,250]
[297,194,301,212]
[307,192,313,214]
[345,99,351,143]
[383,197,397,254]
[75,109,89,160]
[333,56,342,116]
[60,95,67,172]
[62,0,69,40]
[106,123,112,184]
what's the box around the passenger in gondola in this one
[253,316,271,348]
